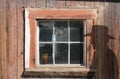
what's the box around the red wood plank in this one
[7,0,18,79]
[25,0,38,69]
[86,20,95,68]
[17,0,25,79]
[28,9,97,19]
[0,0,7,79]
[29,19,36,68]
[0,0,4,78]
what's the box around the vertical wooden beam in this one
[104,2,113,79]
[26,0,37,70]
[17,0,25,79]
[95,1,105,25]
[112,2,119,79]
[94,1,105,79]
[7,0,18,79]
[86,20,95,68]
[0,0,3,78]
[118,3,120,79]
[96,26,108,79]
[0,0,7,79]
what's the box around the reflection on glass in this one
[70,21,83,42]
[39,44,53,64]
[55,21,68,41]
[55,44,68,64]
[39,21,53,42]
[70,44,83,64]
[38,20,84,65]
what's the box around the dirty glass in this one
[55,21,68,41]
[69,21,84,42]
[38,20,84,65]
[39,44,53,64]
[55,44,68,64]
[70,44,83,64]
[39,21,53,42]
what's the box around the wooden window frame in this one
[25,8,97,77]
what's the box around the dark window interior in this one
[38,20,84,65]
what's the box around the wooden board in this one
[36,0,46,8]
[65,0,85,8]
[0,0,7,79]
[46,0,66,8]
[26,0,37,8]
[0,0,120,79]
[6,0,18,79]
[17,0,25,79]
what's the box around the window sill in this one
[25,68,96,77]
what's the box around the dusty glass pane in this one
[39,44,53,64]
[55,44,68,64]
[70,44,83,64]
[55,21,68,41]
[69,21,83,42]
[39,21,53,42]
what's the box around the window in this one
[25,9,97,76]
[37,20,85,66]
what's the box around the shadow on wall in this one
[58,0,120,2]
[69,0,120,3]
[87,25,118,79]
[21,25,118,79]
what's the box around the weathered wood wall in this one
[0,0,120,79]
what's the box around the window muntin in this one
[37,20,85,66]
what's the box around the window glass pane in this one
[39,44,53,64]
[55,44,68,64]
[55,21,68,41]
[70,44,83,64]
[69,21,83,42]
[39,21,53,42]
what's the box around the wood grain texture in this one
[27,9,97,19]
[0,0,7,79]
[17,0,25,79]
[0,0,3,78]
[22,0,27,8]
[94,1,105,79]
[84,0,95,8]
[111,2,119,79]
[46,0,66,8]
[36,0,46,8]
[26,0,37,8]
[0,0,120,79]
[65,0,85,9]
[86,20,95,68]
[104,2,114,79]
[6,0,18,79]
